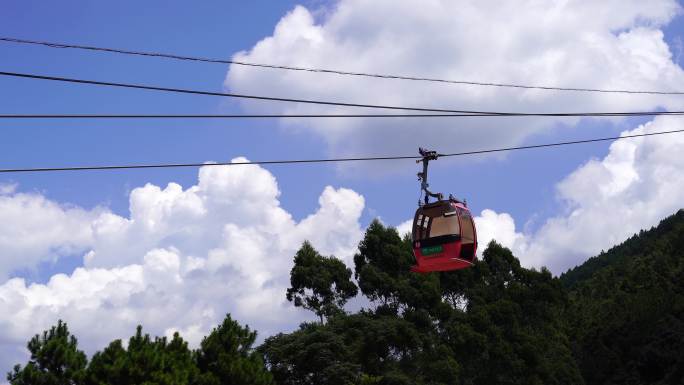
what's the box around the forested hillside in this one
[8,212,683,385]
[561,210,684,385]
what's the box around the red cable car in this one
[410,148,477,273]
[411,199,477,273]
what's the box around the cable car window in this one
[460,212,475,243]
[429,215,460,237]
[413,214,429,240]
[418,214,428,229]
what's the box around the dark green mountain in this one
[561,210,684,385]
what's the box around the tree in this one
[194,314,272,385]
[259,322,359,385]
[260,308,459,385]
[7,320,87,385]
[12,212,684,385]
[442,241,583,385]
[286,241,358,322]
[562,210,684,385]
[85,340,127,385]
[86,326,198,385]
[272,223,583,385]
[353,220,441,313]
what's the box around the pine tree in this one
[86,326,198,385]
[7,320,87,385]
[194,314,272,385]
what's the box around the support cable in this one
[2,36,683,95]
[2,71,684,117]
[1,111,684,119]
[1,129,680,174]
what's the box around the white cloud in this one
[0,183,17,195]
[395,116,684,274]
[520,116,684,272]
[395,219,412,237]
[474,209,527,255]
[225,0,684,169]
[0,192,105,279]
[0,159,364,374]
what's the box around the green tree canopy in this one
[194,314,272,385]
[7,320,87,385]
[442,242,582,385]
[286,241,358,322]
[268,220,582,384]
[259,322,359,385]
[86,326,197,385]
[562,210,684,385]
[353,220,441,314]
[10,211,684,385]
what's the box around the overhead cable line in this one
[1,36,683,95]
[1,129,680,174]
[0,71,497,115]
[1,71,683,118]
[2,111,684,119]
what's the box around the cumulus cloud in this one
[226,0,684,167]
[520,116,684,272]
[0,192,105,279]
[474,209,526,255]
[0,159,365,373]
[394,115,684,273]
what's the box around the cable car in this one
[410,148,477,273]
[411,199,477,273]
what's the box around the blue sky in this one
[2,0,676,278]
[2,0,335,281]
[2,0,684,373]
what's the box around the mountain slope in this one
[560,210,684,385]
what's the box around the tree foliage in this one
[9,211,684,385]
[9,315,271,385]
[353,220,442,313]
[561,209,684,385]
[265,220,583,384]
[7,320,87,385]
[86,326,197,385]
[286,241,358,322]
[194,314,272,385]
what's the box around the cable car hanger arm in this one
[417,148,443,205]
[417,148,467,206]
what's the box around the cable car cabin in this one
[411,200,477,273]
